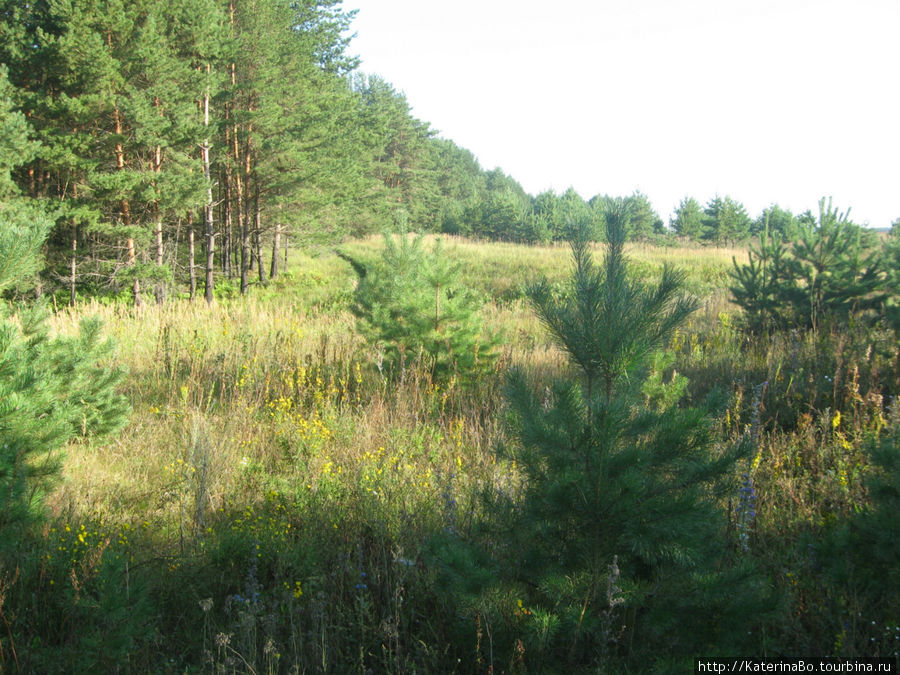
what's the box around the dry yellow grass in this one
[43,235,743,540]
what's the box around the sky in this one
[343,0,900,228]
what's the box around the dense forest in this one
[3,0,893,307]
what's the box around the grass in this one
[2,236,898,672]
[340,233,743,302]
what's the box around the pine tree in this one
[728,224,796,334]
[345,232,496,382]
[702,195,751,245]
[0,206,130,536]
[730,198,886,332]
[0,75,128,531]
[466,202,768,668]
[671,196,704,240]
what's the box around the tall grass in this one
[2,237,897,671]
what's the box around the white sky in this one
[344,0,900,228]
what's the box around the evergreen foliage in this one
[0,209,130,535]
[345,232,496,382]
[883,226,900,327]
[728,225,795,334]
[671,195,704,239]
[528,202,697,401]
[730,198,886,333]
[432,202,768,669]
[703,195,752,244]
[753,203,797,238]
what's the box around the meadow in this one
[3,236,898,673]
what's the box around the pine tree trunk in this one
[155,218,164,304]
[222,168,233,277]
[153,139,165,304]
[202,64,216,305]
[255,192,265,285]
[188,211,196,300]
[270,223,281,278]
[240,190,250,294]
[70,187,79,306]
[239,135,252,295]
[234,126,249,293]
[113,102,141,307]
[70,227,77,306]
[127,237,142,307]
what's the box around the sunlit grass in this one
[13,234,896,669]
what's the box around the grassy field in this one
[4,237,898,672]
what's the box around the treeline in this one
[1,0,895,305]
[0,0,504,304]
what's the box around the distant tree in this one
[524,189,562,243]
[730,198,886,332]
[797,209,817,229]
[703,195,751,244]
[434,139,488,237]
[753,204,796,239]
[589,192,661,241]
[670,197,704,240]
[557,187,596,240]
[354,75,440,233]
[473,169,529,240]
[625,191,663,239]
[479,186,525,240]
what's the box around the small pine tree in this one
[345,231,497,382]
[490,202,768,668]
[0,208,130,536]
[728,224,797,334]
[730,198,887,333]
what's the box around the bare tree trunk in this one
[239,137,252,295]
[70,225,77,306]
[270,223,281,278]
[188,211,196,300]
[155,220,163,267]
[126,236,141,307]
[222,168,233,277]
[114,101,141,307]
[153,138,166,304]
[255,193,265,285]
[70,185,78,305]
[240,188,250,294]
[202,63,216,305]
